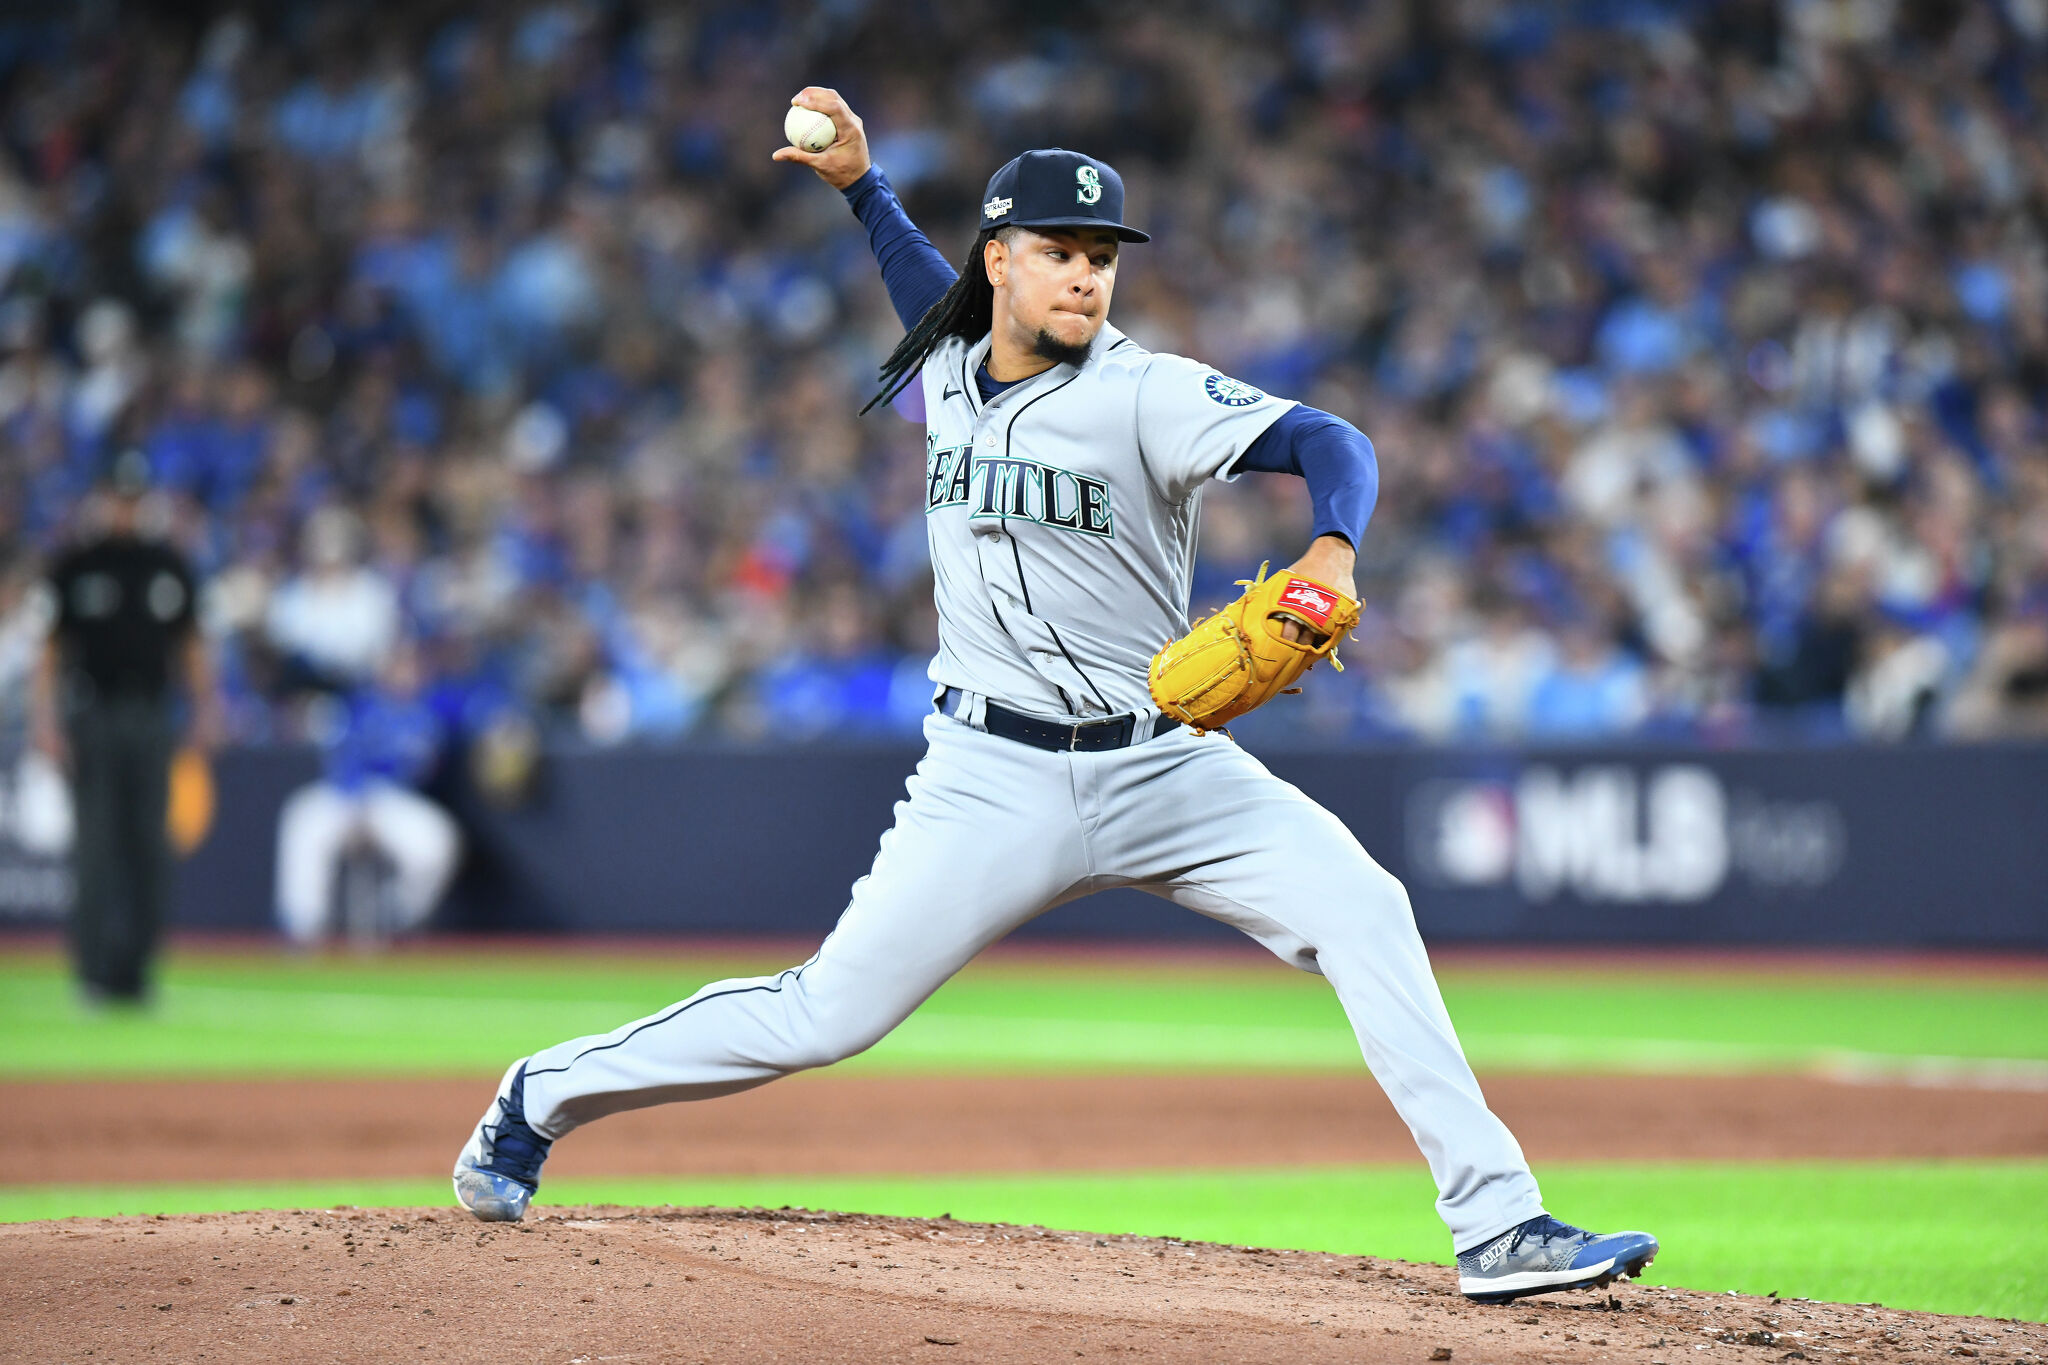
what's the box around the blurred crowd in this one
[2,0,2046,748]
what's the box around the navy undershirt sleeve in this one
[841,166,957,330]
[1231,405,1380,549]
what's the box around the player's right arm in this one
[774,87,956,330]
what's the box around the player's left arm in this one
[1131,358,1374,640]
[1146,399,1373,728]
[1231,407,1378,641]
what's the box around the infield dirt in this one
[9,1070,2047,1185]
[8,1205,2043,1363]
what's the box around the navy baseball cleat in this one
[453,1059,552,1222]
[1457,1214,1658,1304]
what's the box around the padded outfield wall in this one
[0,742,2043,946]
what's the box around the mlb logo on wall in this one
[1205,374,1265,406]
[1403,764,1846,905]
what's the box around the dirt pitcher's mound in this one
[7,1207,2041,1364]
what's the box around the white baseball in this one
[784,105,836,154]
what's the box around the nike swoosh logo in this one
[943,385,963,400]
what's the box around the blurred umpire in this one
[31,451,220,1005]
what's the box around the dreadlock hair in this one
[860,226,1016,416]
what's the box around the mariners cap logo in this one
[1204,373,1265,407]
[1075,165,1102,205]
[983,195,1012,220]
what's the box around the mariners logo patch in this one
[1205,373,1265,407]
[1075,165,1102,205]
[1278,579,1337,626]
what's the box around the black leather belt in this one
[939,687,1179,753]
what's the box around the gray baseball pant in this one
[519,710,1545,1251]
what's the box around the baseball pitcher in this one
[453,88,1657,1305]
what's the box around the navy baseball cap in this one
[979,148,1149,243]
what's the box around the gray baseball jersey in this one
[919,324,1297,718]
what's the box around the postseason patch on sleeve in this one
[1276,577,1338,627]
[1204,373,1266,406]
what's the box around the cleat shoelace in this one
[1505,1215,1592,1257]
[1465,1215,1596,1273]
[480,1071,550,1191]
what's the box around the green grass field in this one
[5,946,2046,1320]
[6,948,2046,1079]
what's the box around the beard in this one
[1030,326,1093,368]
